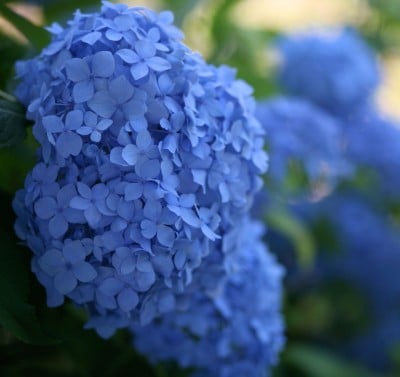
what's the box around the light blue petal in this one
[122,144,138,165]
[65,58,90,82]
[136,130,152,150]
[109,75,134,104]
[49,214,68,238]
[141,219,157,239]
[73,80,94,103]
[73,261,97,282]
[92,51,115,77]
[117,288,139,312]
[130,63,149,80]
[56,132,83,158]
[38,250,64,276]
[81,31,102,45]
[124,183,143,201]
[99,278,123,296]
[34,196,57,219]
[135,40,156,59]
[157,225,175,247]
[85,205,101,227]
[65,110,84,130]
[54,270,77,294]
[42,115,64,133]
[88,91,116,118]
[63,240,86,264]
[147,56,171,72]
[116,49,140,64]
[143,199,161,221]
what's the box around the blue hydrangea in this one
[277,28,380,116]
[343,106,400,196]
[294,194,400,371]
[13,1,267,336]
[256,97,350,187]
[131,218,285,377]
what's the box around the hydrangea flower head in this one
[13,1,267,336]
[344,106,400,195]
[256,97,350,187]
[294,194,400,371]
[132,218,285,377]
[277,28,380,115]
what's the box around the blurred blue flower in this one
[277,28,379,116]
[344,106,400,196]
[132,218,285,377]
[256,97,350,187]
[295,194,400,371]
[13,1,267,336]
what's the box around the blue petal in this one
[73,261,97,282]
[131,63,149,80]
[73,80,94,103]
[135,40,156,59]
[124,183,143,200]
[49,214,68,238]
[109,75,134,104]
[141,219,157,239]
[147,56,171,72]
[42,115,64,133]
[38,250,64,276]
[143,199,161,221]
[117,288,139,312]
[110,147,127,166]
[92,51,115,77]
[157,292,175,313]
[157,225,175,247]
[56,132,83,158]
[34,197,56,219]
[54,270,77,294]
[65,110,84,130]
[69,196,90,210]
[136,130,152,150]
[116,49,140,64]
[99,278,123,296]
[114,14,133,31]
[65,58,90,82]
[122,144,138,165]
[136,159,160,179]
[76,182,92,199]
[63,240,86,264]
[85,205,101,227]
[81,31,102,45]
[88,91,116,118]
[105,29,122,41]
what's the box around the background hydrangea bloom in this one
[131,218,285,377]
[343,106,400,196]
[295,195,400,370]
[277,28,380,116]
[13,1,267,336]
[256,97,350,187]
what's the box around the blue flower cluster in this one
[277,28,379,116]
[266,26,400,372]
[13,1,268,337]
[132,218,285,377]
[343,106,400,196]
[297,195,400,370]
[256,97,350,187]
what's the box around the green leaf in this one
[0,99,27,148]
[265,206,315,267]
[0,229,59,344]
[285,343,388,377]
[0,3,50,50]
